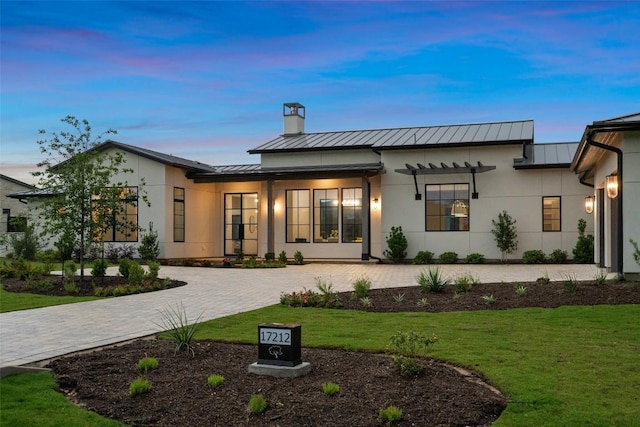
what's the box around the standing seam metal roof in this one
[248,120,534,153]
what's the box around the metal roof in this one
[0,174,35,189]
[514,142,579,169]
[594,112,640,124]
[249,120,534,154]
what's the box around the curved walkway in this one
[0,263,602,368]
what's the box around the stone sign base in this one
[248,362,312,378]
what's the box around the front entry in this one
[224,193,258,256]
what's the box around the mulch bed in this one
[7,276,638,426]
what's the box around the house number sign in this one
[257,323,302,367]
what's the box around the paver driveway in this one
[0,263,600,367]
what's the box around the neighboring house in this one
[1,174,35,256]
[12,104,638,275]
[571,113,640,276]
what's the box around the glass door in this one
[224,193,258,256]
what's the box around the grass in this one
[0,284,101,313]
[2,304,639,425]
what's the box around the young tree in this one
[491,210,518,262]
[32,116,145,280]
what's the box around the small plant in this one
[293,250,304,265]
[360,296,373,308]
[64,260,78,278]
[393,293,405,303]
[118,258,132,278]
[136,356,159,373]
[594,269,608,286]
[315,277,342,308]
[562,272,578,292]
[631,238,640,267]
[129,377,152,395]
[573,218,594,263]
[515,283,527,296]
[549,249,568,264]
[492,210,518,261]
[439,251,458,264]
[352,275,371,298]
[278,250,288,264]
[63,281,78,294]
[379,406,403,422]
[384,226,408,263]
[207,374,225,388]
[537,270,551,285]
[248,394,267,415]
[146,261,160,280]
[452,291,461,300]
[155,303,203,355]
[454,274,473,293]
[465,252,485,264]
[417,297,429,307]
[138,222,160,261]
[523,249,546,264]
[413,250,434,264]
[416,267,449,292]
[321,382,340,396]
[482,294,496,304]
[388,330,437,357]
[91,259,108,277]
[264,252,275,262]
[127,261,145,286]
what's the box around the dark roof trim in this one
[513,163,572,170]
[189,163,385,183]
[376,139,528,151]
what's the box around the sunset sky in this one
[2,1,639,184]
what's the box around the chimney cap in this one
[283,102,305,117]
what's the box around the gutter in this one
[585,132,623,274]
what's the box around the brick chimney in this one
[283,102,305,135]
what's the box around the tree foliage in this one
[491,210,518,261]
[572,219,594,264]
[138,222,160,261]
[384,226,408,263]
[32,116,146,279]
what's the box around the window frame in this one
[173,187,185,242]
[285,189,310,243]
[313,188,339,243]
[542,196,561,232]
[103,186,139,242]
[341,187,363,243]
[425,183,470,232]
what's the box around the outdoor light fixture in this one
[584,195,595,214]
[450,200,468,218]
[372,197,380,211]
[606,174,618,199]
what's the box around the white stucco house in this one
[8,104,640,275]
[1,174,35,257]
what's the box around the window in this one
[103,186,138,242]
[313,189,339,242]
[174,187,185,242]
[286,190,310,243]
[425,184,469,231]
[342,188,362,243]
[543,196,561,231]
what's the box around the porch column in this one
[361,177,370,260]
[267,179,274,257]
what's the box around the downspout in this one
[586,133,623,274]
[579,174,595,188]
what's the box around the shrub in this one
[439,251,458,263]
[146,261,160,281]
[352,275,371,298]
[278,250,288,264]
[388,330,438,358]
[549,249,568,264]
[63,281,78,294]
[138,222,160,261]
[321,382,340,396]
[630,239,640,267]
[293,250,304,265]
[63,260,77,278]
[573,219,594,263]
[106,244,121,263]
[207,374,225,388]
[91,259,108,277]
[384,226,408,263]
[393,355,423,377]
[465,252,485,264]
[264,252,275,262]
[413,250,434,265]
[416,267,448,292]
[248,394,267,415]
[7,223,42,261]
[379,406,403,422]
[454,275,473,293]
[492,210,518,261]
[155,303,203,355]
[129,378,152,395]
[128,262,146,287]
[119,258,132,278]
[136,357,159,373]
[523,249,546,264]
[315,277,342,308]
[120,244,136,260]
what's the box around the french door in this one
[224,193,258,256]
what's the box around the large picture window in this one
[342,188,362,243]
[542,196,561,231]
[174,187,185,242]
[425,184,469,231]
[286,190,310,243]
[103,186,138,242]
[314,189,339,242]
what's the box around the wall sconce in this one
[372,197,380,211]
[606,174,618,199]
[584,195,595,214]
[450,200,468,218]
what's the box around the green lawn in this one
[0,285,101,313]
[2,304,639,426]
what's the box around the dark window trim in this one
[341,187,363,243]
[103,186,139,242]
[424,183,470,232]
[174,187,185,242]
[313,188,339,243]
[285,189,310,243]
[542,196,562,232]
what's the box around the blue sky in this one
[2,1,639,184]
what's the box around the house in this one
[11,104,638,275]
[1,174,35,256]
